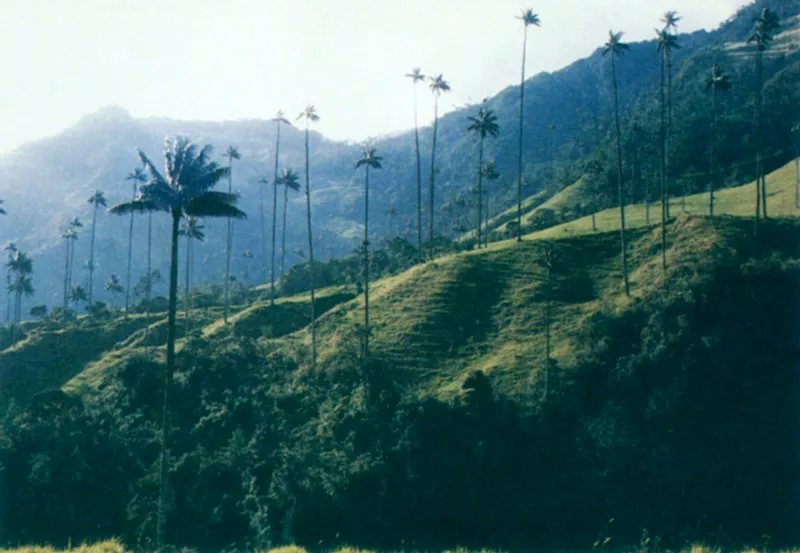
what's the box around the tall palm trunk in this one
[184,234,191,334]
[709,82,718,216]
[428,94,440,259]
[224,162,234,322]
[363,164,370,362]
[88,202,98,308]
[125,183,136,318]
[271,122,282,303]
[475,135,485,248]
[516,24,529,242]
[68,238,76,305]
[145,214,153,341]
[63,239,71,310]
[156,210,181,550]
[659,49,668,271]
[260,186,267,287]
[665,49,673,219]
[611,54,630,297]
[755,50,765,228]
[5,272,11,324]
[304,124,317,368]
[413,82,423,263]
[281,183,289,282]
[795,130,799,208]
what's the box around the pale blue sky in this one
[0,0,744,153]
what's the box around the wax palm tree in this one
[105,274,124,310]
[223,145,241,323]
[516,9,541,242]
[705,64,731,217]
[62,217,82,309]
[297,106,320,368]
[270,111,291,299]
[481,160,500,247]
[656,28,678,270]
[656,27,680,221]
[180,216,205,333]
[406,67,426,261]
[467,107,500,249]
[4,242,17,324]
[355,146,383,363]
[662,11,681,215]
[277,168,301,283]
[428,74,451,258]
[749,8,780,227]
[385,203,398,238]
[125,168,147,317]
[793,123,800,208]
[109,137,245,548]
[7,250,33,340]
[70,284,88,313]
[603,30,630,297]
[87,190,106,308]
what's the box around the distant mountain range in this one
[0,0,797,311]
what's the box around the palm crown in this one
[110,137,245,221]
[517,9,540,27]
[706,64,731,91]
[656,29,681,55]
[406,67,426,83]
[88,190,107,207]
[661,10,681,32]
[272,110,291,126]
[603,31,630,57]
[276,168,301,192]
[355,147,384,170]
[225,145,241,162]
[297,105,320,123]
[749,8,781,51]
[429,74,451,96]
[7,250,32,276]
[179,216,206,241]
[481,160,500,180]
[467,108,500,139]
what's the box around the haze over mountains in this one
[0,0,797,311]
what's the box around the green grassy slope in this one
[8,160,798,404]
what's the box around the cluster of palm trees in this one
[6,246,33,341]
[601,7,781,295]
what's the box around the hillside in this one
[0,0,797,313]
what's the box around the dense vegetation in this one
[0,1,799,552]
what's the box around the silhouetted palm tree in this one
[656,27,680,223]
[62,217,82,310]
[467,107,500,248]
[748,7,780,227]
[110,137,245,549]
[277,168,301,283]
[428,74,451,258]
[661,11,681,216]
[223,145,241,323]
[297,106,320,368]
[270,111,290,299]
[70,284,88,313]
[406,67,426,262]
[4,242,17,324]
[603,30,630,297]
[105,273,124,310]
[705,64,731,216]
[7,250,33,340]
[515,9,540,242]
[87,190,107,308]
[481,160,500,247]
[355,146,383,362]
[180,216,205,333]
[125,168,147,317]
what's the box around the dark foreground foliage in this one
[1,227,799,551]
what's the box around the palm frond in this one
[109,198,167,216]
[184,195,246,220]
